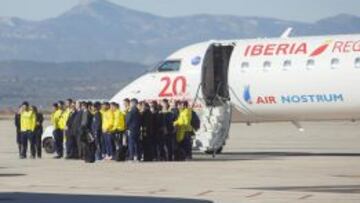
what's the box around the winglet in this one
[281,27,293,38]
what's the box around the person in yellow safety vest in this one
[173,101,192,142]
[19,101,37,159]
[60,100,72,130]
[51,102,65,159]
[101,102,115,160]
[111,102,126,161]
[173,101,192,160]
[111,103,126,132]
[58,101,66,130]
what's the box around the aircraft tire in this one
[205,147,223,154]
[43,137,55,154]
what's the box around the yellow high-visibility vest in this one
[174,108,192,142]
[102,109,114,133]
[51,109,63,130]
[60,108,71,130]
[20,110,36,132]
[113,109,126,132]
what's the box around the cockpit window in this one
[157,60,181,72]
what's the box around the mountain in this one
[0,0,359,64]
[0,60,147,108]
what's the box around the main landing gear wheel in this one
[205,147,223,155]
[43,137,55,154]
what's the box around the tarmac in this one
[1,119,360,202]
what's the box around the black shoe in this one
[65,156,75,160]
[54,155,62,159]
[20,156,26,159]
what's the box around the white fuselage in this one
[111,34,360,123]
[229,35,360,122]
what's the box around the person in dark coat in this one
[140,102,154,161]
[91,102,103,161]
[170,100,181,160]
[137,101,145,161]
[156,103,168,161]
[170,100,180,121]
[32,106,43,158]
[161,99,177,161]
[80,102,95,163]
[66,101,82,159]
[125,98,142,161]
[149,101,160,161]
[14,106,22,157]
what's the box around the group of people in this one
[15,98,199,163]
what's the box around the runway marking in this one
[237,185,360,194]
[27,184,59,188]
[334,174,360,178]
[298,194,313,200]
[246,192,263,198]
[66,185,102,190]
[196,190,213,196]
[148,189,167,194]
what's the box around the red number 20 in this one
[159,76,187,97]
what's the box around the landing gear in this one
[205,147,223,155]
[43,137,55,154]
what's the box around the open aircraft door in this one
[194,43,234,154]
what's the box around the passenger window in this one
[241,62,249,68]
[263,61,271,72]
[355,57,360,69]
[263,61,271,68]
[157,60,181,72]
[283,60,291,70]
[306,59,315,69]
[240,62,249,73]
[331,58,340,69]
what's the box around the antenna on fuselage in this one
[281,27,293,38]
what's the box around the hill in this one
[0,0,359,64]
[0,60,147,108]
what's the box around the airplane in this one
[110,30,360,154]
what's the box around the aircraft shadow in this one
[235,184,360,194]
[0,192,213,203]
[0,173,26,177]
[192,151,360,162]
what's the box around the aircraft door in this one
[202,44,233,106]
[195,43,234,154]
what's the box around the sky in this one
[0,0,359,22]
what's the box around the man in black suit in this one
[14,105,22,158]
[32,106,43,158]
[92,102,103,161]
[125,98,142,161]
